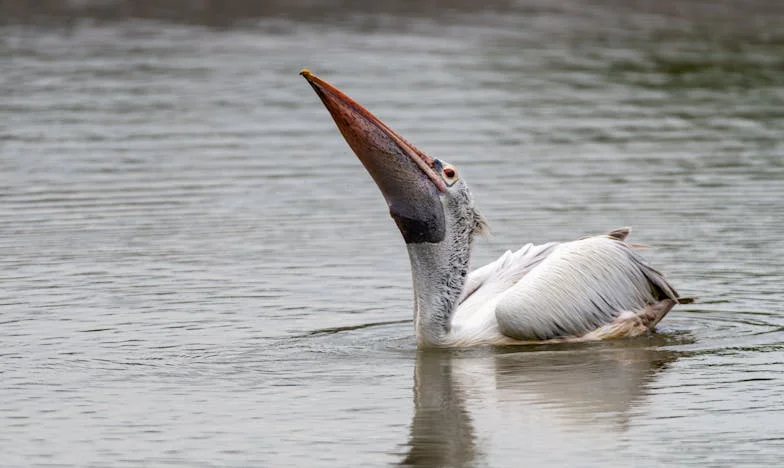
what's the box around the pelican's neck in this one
[406,225,473,347]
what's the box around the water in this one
[2,1,784,466]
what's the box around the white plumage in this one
[446,229,679,347]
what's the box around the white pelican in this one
[300,69,688,348]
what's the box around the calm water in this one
[2,1,784,466]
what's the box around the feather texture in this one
[446,231,680,345]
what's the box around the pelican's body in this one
[446,231,677,347]
[301,70,684,348]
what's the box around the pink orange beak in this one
[301,69,446,244]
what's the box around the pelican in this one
[300,69,688,348]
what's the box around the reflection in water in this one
[402,343,680,466]
[493,344,680,424]
[401,351,477,468]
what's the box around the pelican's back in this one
[494,235,678,340]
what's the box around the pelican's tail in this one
[578,299,677,341]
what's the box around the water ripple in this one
[2,2,784,467]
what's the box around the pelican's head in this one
[300,69,486,245]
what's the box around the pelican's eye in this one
[442,165,458,185]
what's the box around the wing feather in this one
[458,241,559,304]
[448,242,558,343]
[494,235,678,341]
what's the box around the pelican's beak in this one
[300,69,446,244]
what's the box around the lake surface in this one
[2,1,784,466]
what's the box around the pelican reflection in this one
[400,343,681,467]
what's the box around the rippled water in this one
[2,2,784,466]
